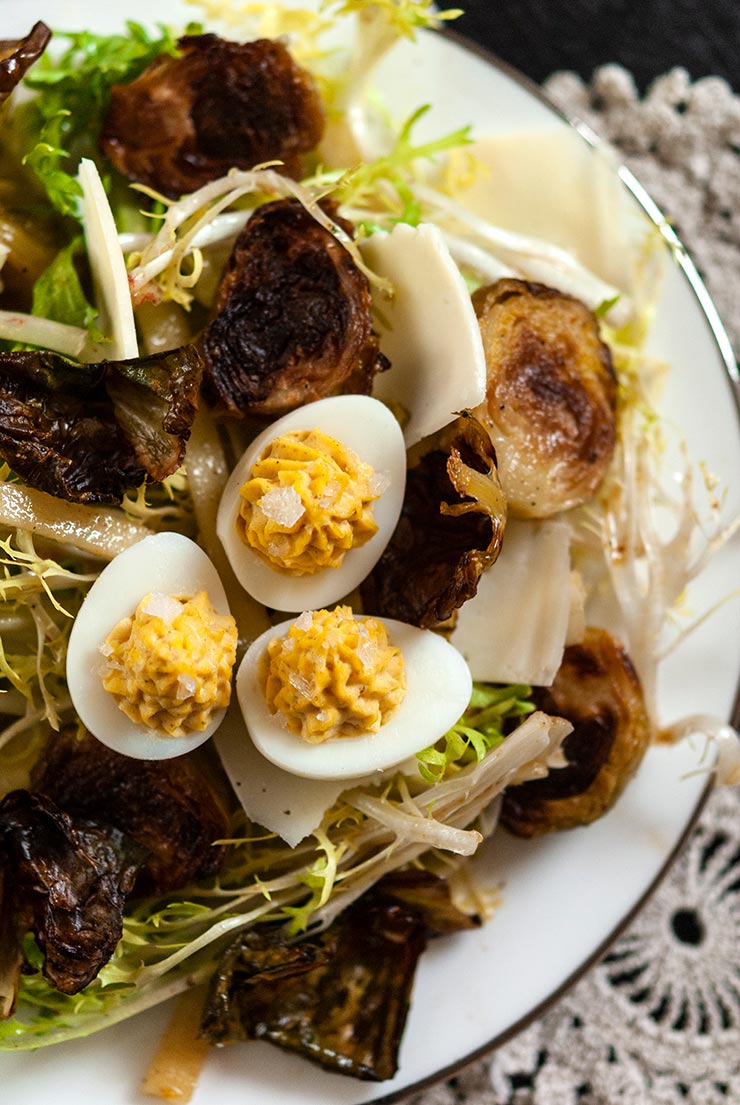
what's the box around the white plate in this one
[3,3,740,1104]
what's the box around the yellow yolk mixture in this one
[261,606,406,743]
[101,591,238,738]
[237,429,383,575]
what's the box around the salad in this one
[1,0,739,1099]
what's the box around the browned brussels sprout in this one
[31,728,229,896]
[0,22,51,107]
[0,345,202,503]
[0,789,143,1007]
[501,627,652,837]
[361,413,507,629]
[201,198,386,417]
[473,278,617,518]
[100,35,325,197]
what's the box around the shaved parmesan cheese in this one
[214,704,360,847]
[451,519,572,686]
[361,223,486,446]
[78,158,138,361]
[454,130,638,296]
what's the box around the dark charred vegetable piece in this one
[32,728,229,895]
[201,198,387,417]
[501,627,652,837]
[472,278,617,518]
[0,790,143,1004]
[199,930,328,1045]
[361,412,507,629]
[372,869,481,934]
[0,22,51,107]
[100,35,325,198]
[200,873,470,1080]
[0,860,23,1018]
[0,345,202,503]
[201,898,427,1081]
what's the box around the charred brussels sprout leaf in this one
[200,873,474,1081]
[201,900,426,1081]
[31,728,229,896]
[0,790,143,1006]
[0,345,202,503]
[501,627,652,836]
[100,35,325,197]
[0,23,51,108]
[201,198,387,417]
[361,412,507,628]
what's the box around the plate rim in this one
[364,25,740,1105]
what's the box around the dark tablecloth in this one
[438,0,740,91]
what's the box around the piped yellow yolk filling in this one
[101,591,238,739]
[261,606,406,743]
[237,429,383,575]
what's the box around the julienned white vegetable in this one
[451,519,574,686]
[361,223,487,446]
[0,309,89,359]
[78,157,138,361]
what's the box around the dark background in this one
[437,0,740,91]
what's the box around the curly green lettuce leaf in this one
[30,237,99,332]
[19,22,194,219]
[416,682,535,783]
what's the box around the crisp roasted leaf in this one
[361,412,507,628]
[0,23,51,108]
[0,790,143,1002]
[200,894,427,1081]
[0,345,202,503]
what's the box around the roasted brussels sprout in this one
[201,198,386,417]
[0,790,143,1004]
[0,345,202,504]
[473,278,617,518]
[32,728,229,895]
[100,35,325,197]
[361,413,506,628]
[200,872,476,1081]
[501,626,652,836]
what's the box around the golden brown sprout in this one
[472,278,617,518]
[501,626,652,836]
[100,35,325,197]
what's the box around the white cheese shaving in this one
[78,158,139,362]
[361,222,487,446]
[451,518,572,686]
[214,704,362,847]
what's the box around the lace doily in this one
[413,66,740,1105]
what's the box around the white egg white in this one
[361,223,487,446]
[236,613,473,780]
[217,395,406,612]
[66,532,234,761]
